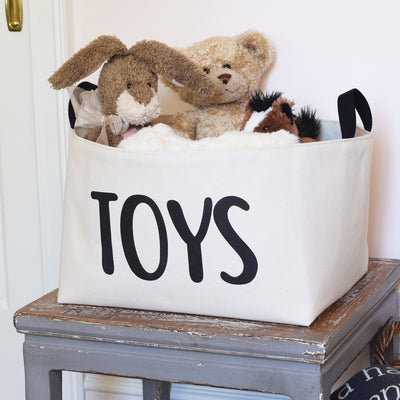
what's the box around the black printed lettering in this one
[120,195,168,280]
[167,198,212,283]
[91,191,118,275]
[213,196,258,285]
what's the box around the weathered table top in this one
[14,258,400,365]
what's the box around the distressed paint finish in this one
[143,379,171,400]
[14,259,400,399]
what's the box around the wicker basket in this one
[375,320,400,369]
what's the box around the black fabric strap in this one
[337,88,372,139]
[68,81,98,128]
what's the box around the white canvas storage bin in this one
[58,89,373,326]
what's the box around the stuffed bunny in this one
[49,35,218,146]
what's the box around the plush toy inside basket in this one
[56,85,373,326]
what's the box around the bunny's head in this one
[49,36,218,145]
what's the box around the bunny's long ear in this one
[49,36,128,89]
[131,40,216,96]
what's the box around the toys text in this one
[91,192,258,285]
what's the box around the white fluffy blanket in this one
[117,123,299,152]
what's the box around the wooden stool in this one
[14,259,400,400]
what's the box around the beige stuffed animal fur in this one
[162,30,274,140]
[49,36,218,146]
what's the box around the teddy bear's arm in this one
[166,111,200,140]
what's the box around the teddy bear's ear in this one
[236,30,274,68]
[131,40,216,96]
[49,36,128,90]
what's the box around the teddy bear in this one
[48,36,217,146]
[162,30,274,140]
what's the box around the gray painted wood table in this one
[14,258,400,400]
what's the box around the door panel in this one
[0,0,68,398]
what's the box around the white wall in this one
[66,0,400,259]
[62,1,399,398]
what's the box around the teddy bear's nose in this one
[217,73,231,85]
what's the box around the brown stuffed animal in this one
[49,36,218,146]
[241,91,320,143]
[161,30,273,140]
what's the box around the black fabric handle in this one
[337,88,372,139]
[68,81,98,128]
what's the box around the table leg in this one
[143,379,171,400]
[23,342,62,400]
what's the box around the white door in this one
[0,0,70,398]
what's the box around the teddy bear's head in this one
[163,30,273,107]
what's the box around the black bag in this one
[332,320,400,399]
[331,364,400,399]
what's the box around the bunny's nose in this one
[217,73,231,85]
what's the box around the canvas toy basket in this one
[58,88,373,326]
